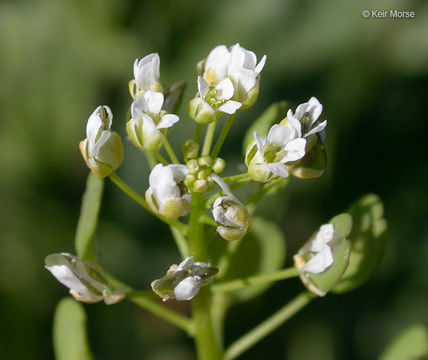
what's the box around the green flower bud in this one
[184,174,196,187]
[212,157,226,174]
[198,155,213,168]
[193,179,208,193]
[188,97,217,125]
[182,139,200,160]
[45,253,125,305]
[186,159,200,174]
[197,168,212,180]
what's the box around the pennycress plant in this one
[46,44,387,360]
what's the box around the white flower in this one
[151,257,217,301]
[286,97,327,139]
[211,175,250,241]
[45,253,124,304]
[130,53,163,98]
[202,44,266,109]
[145,164,191,220]
[126,91,179,152]
[79,106,123,178]
[294,224,335,275]
[245,124,306,182]
[302,224,335,273]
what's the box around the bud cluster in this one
[184,154,226,193]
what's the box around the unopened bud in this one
[198,155,213,168]
[212,158,226,174]
[182,139,200,160]
[212,197,250,241]
[188,97,217,125]
[193,179,208,193]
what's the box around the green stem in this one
[194,124,202,143]
[211,114,236,158]
[163,137,180,164]
[170,226,189,258]
[224,292,315,360]
[202,122,217,156]
[212,267,299,294]
[205,179,251,209]
[155,151,168,165]
[144,150,157,168]
[130,296,195,336]
[188,192,223,360]
[108,173,187,233]
[199,214,217,227]
[222,173,250,183]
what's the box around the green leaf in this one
[333,194,387,293]
[242,101,289,154]
[163,82,187,114]
[75,173,104,261]
[53,297,93,360]
[379,324,428,360]
[220,217,286,304]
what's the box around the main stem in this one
[188,192,223,360]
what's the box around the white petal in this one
[197,76,209,97]
[176,256,194,271]
[216,78,234,100]
[230,44,257,70]
[174,276,202,301]
[310,224,334,252]
[303,246,333,274]
[204,45,231,83]
[254,131,265,159]
[307,97,323,125]
[131,96,148,119]
[144,91,164,114]
[46,265,94,299]
[169,164,189,182]
[281,138,307,163]
[255,54,267,75]
[286,109,302,138]
[157,114,179,129]
[134,53,160,91]
[211,175,242,205]
[218,100,242,114]
[267,163,289,178]
[305,120,327,137]
[267,124,292,147]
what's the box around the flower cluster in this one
[189,44,266,124]
[245,97,326,182]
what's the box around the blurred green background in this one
[1,0,427,359]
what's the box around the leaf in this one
[53,297,94,360]
[163,82,187,114]
[242,101,289,154]
[219,216,286,304]
[333,194,387,293]
[75,173,104,261]
[379,324,428,360]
